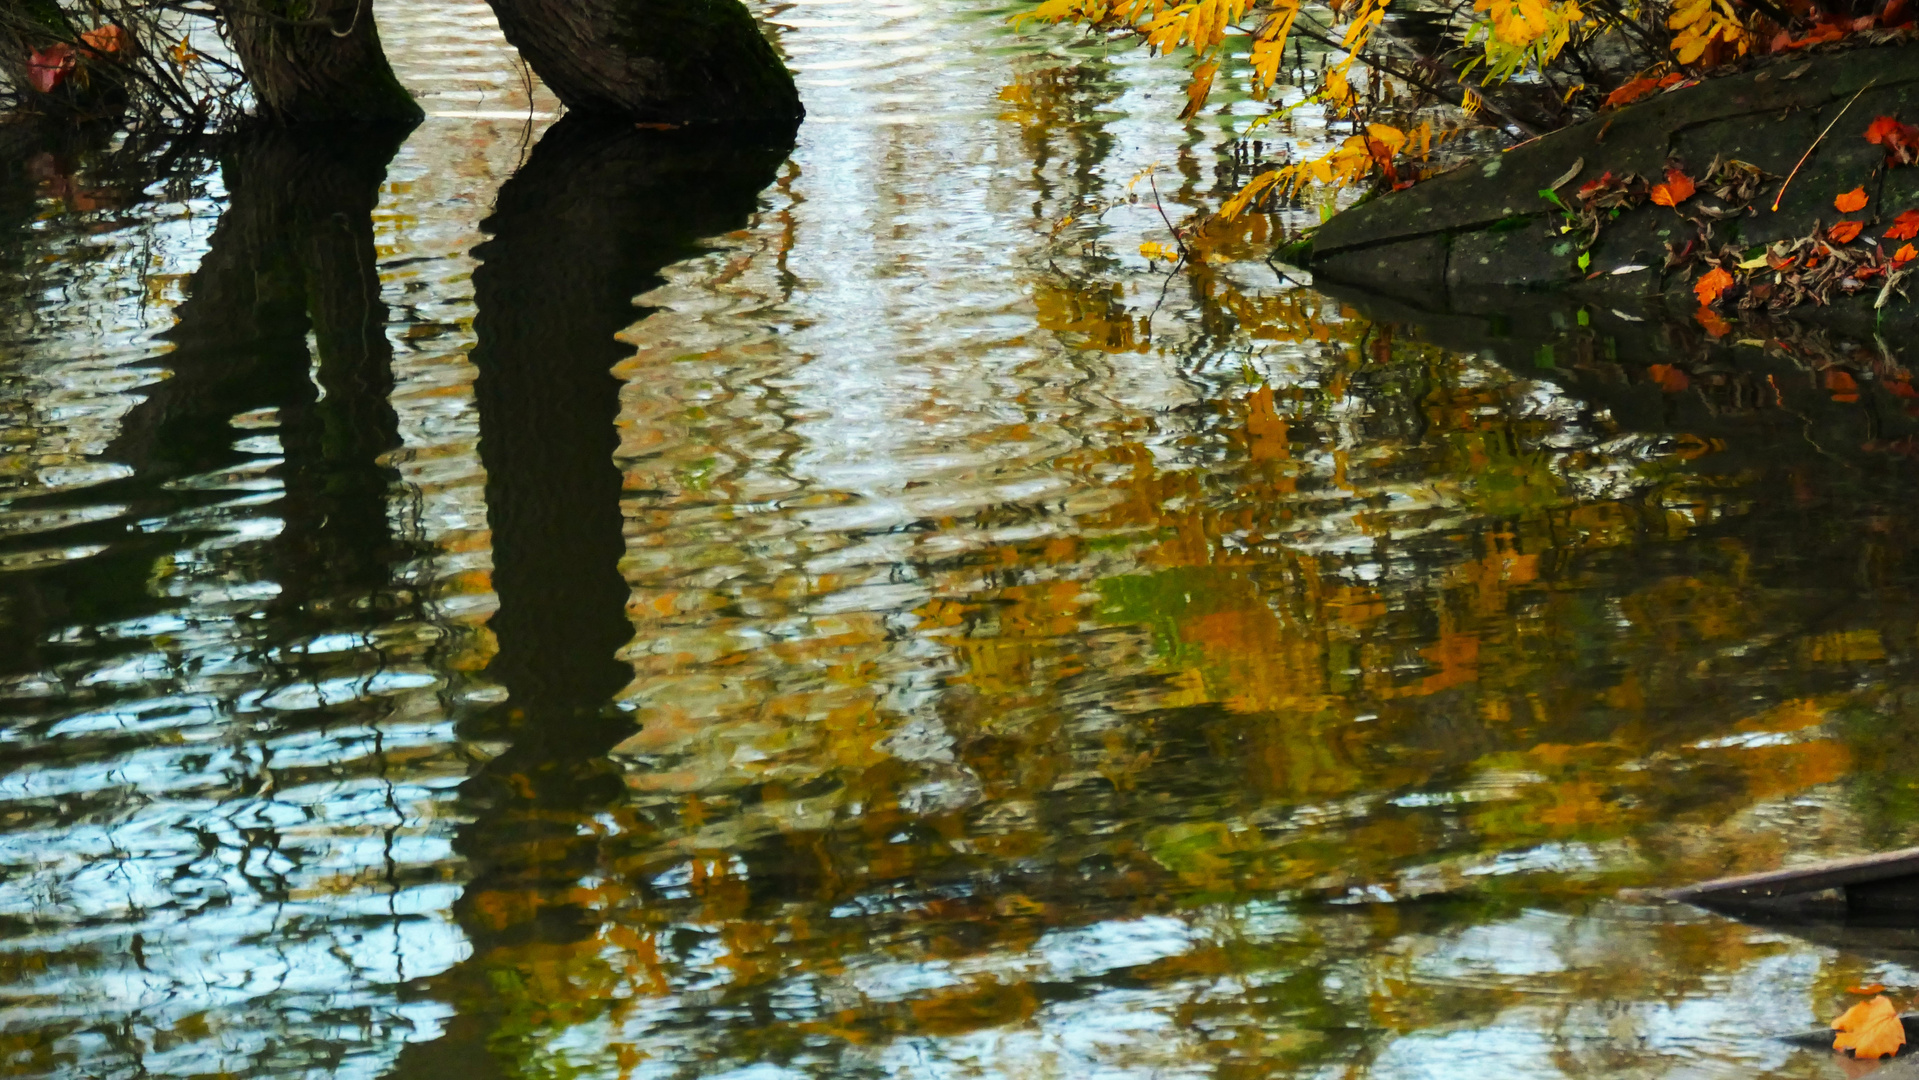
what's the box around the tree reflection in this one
[389,116,793,1076]
[108,124,415,624]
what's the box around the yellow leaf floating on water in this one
[1832,995,1906,1060]
[1140,241,1181,261]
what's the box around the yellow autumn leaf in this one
[1366,123,1407,153]
[1220,169,1284,218]
[1180,61,1218,118]
[1250,37,1285,88]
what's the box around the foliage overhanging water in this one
[3,2,1919,1078]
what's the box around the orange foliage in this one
[1835,186,1869,213]
[1832,995,1906,1060]
[1603,72,1683,109]
[1693,266,1733,305]
[1649,167,1696,208]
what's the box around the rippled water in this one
[5,2,1919,1078]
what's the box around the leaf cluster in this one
[0,1,250,131]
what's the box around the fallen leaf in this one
[1852,984,1890,995]
[1610,308,1646,321]
[1611,263,1650,274]
[1738,252,1770,269]
[1695,265,1735,305]
[1886,209,1919,240]
[1831,220,1866,243]
[1866,116,1919,165]
[1897,243,1918,265]
[1548,157,1585,192]
[1604,73,1686,109]
[1577,170,1617,199]
[1651,167,1697,208]
[1833,995,1906,1060]
[1836,187,1870,212]
[1868,116,1910,144]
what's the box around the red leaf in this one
[27,43,74,93]
[1865,116,1919,164]
[1650,167,1697,208]
[1885,0,1913,28]
[1830,220,1865,243]
[1886,209,1919,240]
[1868,116,1911,144]
[1603,72,1684,110]
[1897,242,1918,265]
[1694,266,1734,305]
[1836,186,1869,212]
[1576,170,1616,199]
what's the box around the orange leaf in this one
[1868,116,1909,144]
[1886,209,1919,240]
[1830,220,1865,243]
[1865,116,1919,165]
[1836,187,1870,212]
[79,24,127,56]
[1604,72,1685,109]
[1650,167,1696,207]
[1647,363,1691,391]
[1833,995,1906,1060]
[1852,984,1890,995]
[1897,243,1917,265]
[1694,266,1734,305]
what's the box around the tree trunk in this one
[209,0,421,124]
[485,0,801,126]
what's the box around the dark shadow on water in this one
[388,116,793,1079]
[0,124,417,686]
[1318,280,1919,475]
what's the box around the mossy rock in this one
[1309,43,1919,318]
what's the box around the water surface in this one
[3,3,1919,1078]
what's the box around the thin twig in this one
[1147,170,1187,256]
[1773,79,1877,212]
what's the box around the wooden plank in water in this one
[1664,846,1919,902]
